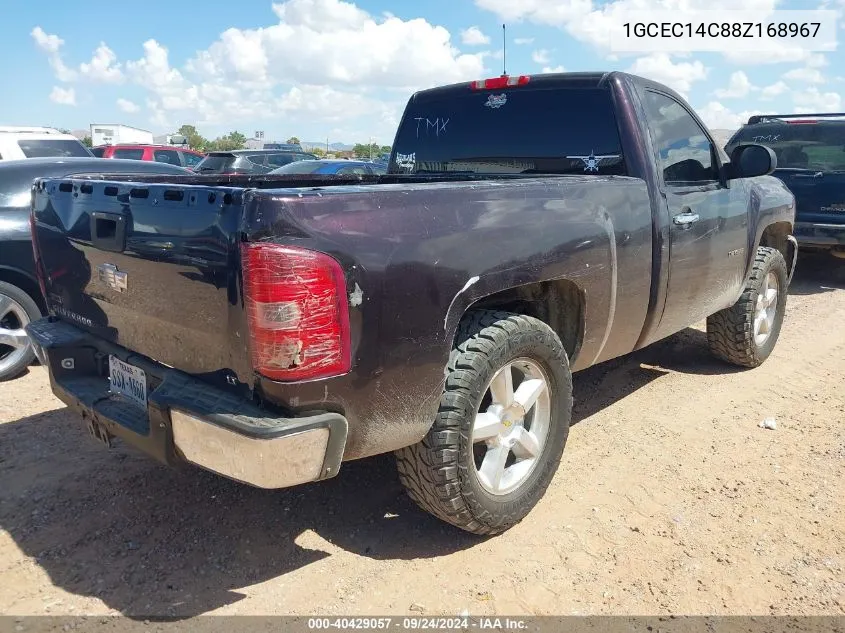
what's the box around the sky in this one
[2,0,844,145]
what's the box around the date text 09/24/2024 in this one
[307,618,527,630]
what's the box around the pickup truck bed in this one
[27,71,796,534]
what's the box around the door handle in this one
[673,210,700,227]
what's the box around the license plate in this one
[108,355,147,409]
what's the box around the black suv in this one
[726,113,845,258]
[193,149,317,175]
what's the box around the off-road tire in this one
[706,246,788,368]
[395,310,573,535]
[0,281,42,381]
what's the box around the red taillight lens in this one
[470,74,531,90]
[241,243,351,382]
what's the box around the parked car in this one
[726,113,845,258]
[269,159,387,175]
[193,149,317,175]
[0,157,191,381]
[0,127,91,161]
[27,71,795,535]
[91,144,205,169]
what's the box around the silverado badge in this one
[98,263,128,293]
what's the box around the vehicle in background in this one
[726,113,845,258]
[91,144,205,169]
[269,159,387,175]
[0,127,91,161]
[90,124,154,147]
[193,149,317,175]
[263,142,303,151]
[28,71,795,534]
[0,157,191,381]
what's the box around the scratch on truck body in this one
[444,275,480,330]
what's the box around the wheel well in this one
[760,222,795,276]
[0,268,46,313]
[461,279,585,362]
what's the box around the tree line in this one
[72,123,392,157]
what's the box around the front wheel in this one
[706,246,788,368]
[395,310,573,535]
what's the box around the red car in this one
[91,144,205,169]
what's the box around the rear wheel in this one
[395,310,573,535]
[0,281,42,381]
[706,246,788,368]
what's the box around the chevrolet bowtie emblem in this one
[97,263,128,293]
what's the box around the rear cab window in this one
[112,148,145,160]
[390,84,626,175]
[726,121,845,172]
[17,139,91,158]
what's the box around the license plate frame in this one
[108,355,148,410]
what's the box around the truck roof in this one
[408,71,683,105]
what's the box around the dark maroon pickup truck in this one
[26,72,796,534]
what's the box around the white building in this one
[90,124,153,146]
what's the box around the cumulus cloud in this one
[461,26,490,45]
[31,26,63,54]
[79,43,124,83]
[542,65,565,73]
[783,67,825,84]
[31,26,77,81]
[531,49,550,64]
[696,101,756,130]
[793,87,842,112]
[714,71,754,99]
[116,98,140,113]
[31,0,487,139]
[627,53,708,96]
[760,81,788,100]
[49,86,76,106]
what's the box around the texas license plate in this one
[108,355,147,409]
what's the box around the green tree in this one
[177,124,208,151]
[286,136,300,145]
[81,136,93,147]
[380,145,391,154]
[353,142,381,158]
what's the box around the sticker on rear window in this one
[565,150,621,173]
[395,152,416,170]
[484,94,508,109]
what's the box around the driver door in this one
[641,90,749,341]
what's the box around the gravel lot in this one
[1,253,843,618]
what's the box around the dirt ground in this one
[0,253,843,618]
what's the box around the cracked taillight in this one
[241,242,351,382]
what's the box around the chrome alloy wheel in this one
[0,292,33,376]
[471,358,551,496]
[753,271,779,347]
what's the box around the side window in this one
[338,165,369,175]
[182,152,203,167]
[643,91,718,185]
[154,150,180,165]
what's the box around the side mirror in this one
[727,143,777,180]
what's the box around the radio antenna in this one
[502,24,507,75]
